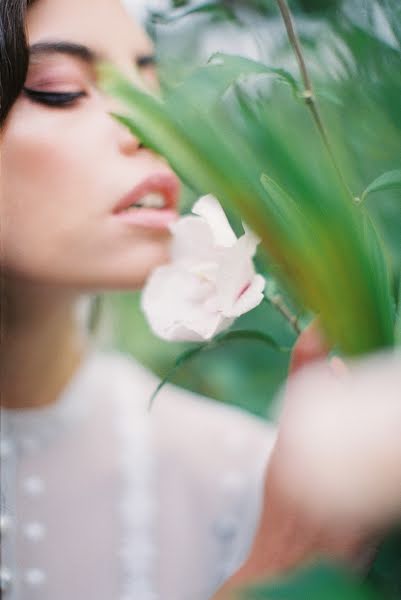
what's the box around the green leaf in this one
[150,1,236,24]
[211,329,289,352]
[148,343,207,409]
[395,272,401,346]
[260,173,304,229]
[380,0,401,49]
[98,60,396,357]
[148,329,286,408]
[99,64,240,196]
[366,526,401,600]
[208,53,300,96]
[165,53,300,115]
[361,170,401,203]
[358,211,395,349]
[242,562,381,600]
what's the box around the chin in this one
[84,245,172,291]
[21,237,173,292]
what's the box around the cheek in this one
[0,99,171,289]
[3,101,98,215]
[1,101,107,275]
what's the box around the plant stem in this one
[275,0,353,200]
[395,271,401,345]
[263,293,301,335]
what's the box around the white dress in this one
[0,347,276,599]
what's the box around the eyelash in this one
[23,87,87,107]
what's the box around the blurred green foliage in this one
[100,0,400,420]
[97,2,401,597]
[239,527,401,599]
[100,289,294,417]
[242,561,381,600]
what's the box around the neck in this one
[1,276,91,410]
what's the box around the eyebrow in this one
[29,41,156,68]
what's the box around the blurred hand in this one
[213,321,369,599]
[239,321,366,576]
[288,318,330,375]
[276,345,401,531]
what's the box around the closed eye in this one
[136,54,157,69]
[23,87,87,107]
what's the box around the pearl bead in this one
[0,439,13,459]
[221,471,245,496]
[19,436,40,453]
[213,515,237,541]
[22,476,45,497]
[0,514,12,536]
[23,522,46,542]
[0,567,13,592]
[24,568,46,586]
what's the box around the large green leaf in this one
[395,273,401,346]
[98,46,395,356]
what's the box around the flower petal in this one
[214,231,261,315]
[141,196,263,342]
[242,222,261,248]
[192,194,237,247]
[228,273,266,317]
[170,216,216,262]
[141,263,228,341]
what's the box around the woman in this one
[0,0,365,598]
[0,1,278,597]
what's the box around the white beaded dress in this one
[0,347,276,599]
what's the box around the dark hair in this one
[0,0,33,127]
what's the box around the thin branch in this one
[275,0,353,200]
[263,293,301,335]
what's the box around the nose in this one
[105,98,142,155]
[116,120,142,155]
[106,95,140,154]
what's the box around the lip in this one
[113,208,179,231]
[113,172,180,215]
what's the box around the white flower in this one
[141,194,265,341]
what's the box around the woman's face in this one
[1,0,181,290]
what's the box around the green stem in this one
[148,344,207,410]
[263,293,301,334]
[148,328,288,409]
[395,271,401,345]
[275,0,353,200]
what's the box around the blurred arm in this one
[212,326,401,599]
